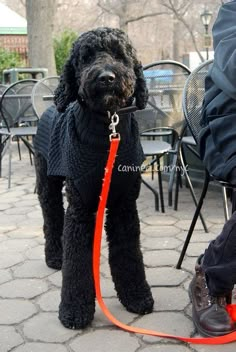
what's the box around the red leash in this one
[93,135,236,345]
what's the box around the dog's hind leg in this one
[106,180,154,315]
[35,152,64,270]
[59,180,95,329]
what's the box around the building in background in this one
[0,3,27,62]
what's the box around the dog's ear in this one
[133,61,148,110]
[54,56,79,112]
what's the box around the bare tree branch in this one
[126,11,169,24]
[161,0,204,61]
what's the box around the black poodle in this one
[34,27,154,329]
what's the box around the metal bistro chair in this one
[137,60,191,212]
[176,59,235,269]
[32,76,59,119]
[0,79,38,188]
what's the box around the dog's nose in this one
[98,71,115,85]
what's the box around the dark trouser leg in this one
[105,198,154,314]
[202,211,236,296]
[231,189,236,214]
[59,180,95,329]
[35,153,64,269]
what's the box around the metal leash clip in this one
[108,112,120,141]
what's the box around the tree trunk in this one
[26,0,56,75]
[172,18,180,61]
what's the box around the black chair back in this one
[0,79,38,129]
[182,59,214,144]
[137,60,191,135]
[32,76,59,119]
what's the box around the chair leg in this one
[168,154,177,207]
[157,157,165,213]
[174,164,181,211]
[176,171,210,269]
[151,156,155,180]
[179,146,208,233]
[141,177,159,211]
[222,186,230,221]
[17,137,21,160]
[8,138,12,189]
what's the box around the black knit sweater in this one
[34,102,144,209]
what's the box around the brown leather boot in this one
[189,256,236,337]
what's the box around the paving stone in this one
[25,245,45,260]
[0,224,17,234]
[0,239,38,253]
[0,214,26,225]
[190,341,236,352]
[141,345,192,352]
[19,218,43,226]
[4,206,35,215]
[206,216,225,225]
[146,267,189,286]
[27,210,43,219]
[14,260,54,279]
[0,269,12,284]
[142,215,177,226]
[94,298,138,327]
[100,260,112,279]
[14,199,40,207]
[0,234,8,242]
[37,290,60,312]
[141,236,182,250]
[210,224,224,235]
[0,253,24,269]
[0,203,12,210]
[0,279,48,299]
[176,230,216,243]
[0,326,24,352]
[13,343,68,352]
[179,242,208,257]
[35,237,45,245]
[69,330,140,352]
[23,313,79,342]
[180,257,198,275]
[0,299,37,324]
[6,227,41,239]
[175,220,208,231]
[100,277,116,297]
[152,287,189,311]
[47,271,62,287]
[135,312,193,343]
[144,250,180,267]
[142,225,180,237]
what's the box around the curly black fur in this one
[35,27,153,330]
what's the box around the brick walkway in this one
[0,143,235,352]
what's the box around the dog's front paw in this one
[45,247,63,270]
[118,282,154,315]
[124,294,154,315]
[59,302,95,329]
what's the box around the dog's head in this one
[54,27,148,114]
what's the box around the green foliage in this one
[0,49,24,82]
[54,29,77,75]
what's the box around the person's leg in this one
[202,211,236,296]
[189,210,236,336]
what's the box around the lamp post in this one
[200,8,213,60]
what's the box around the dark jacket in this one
[199,0,236,181]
